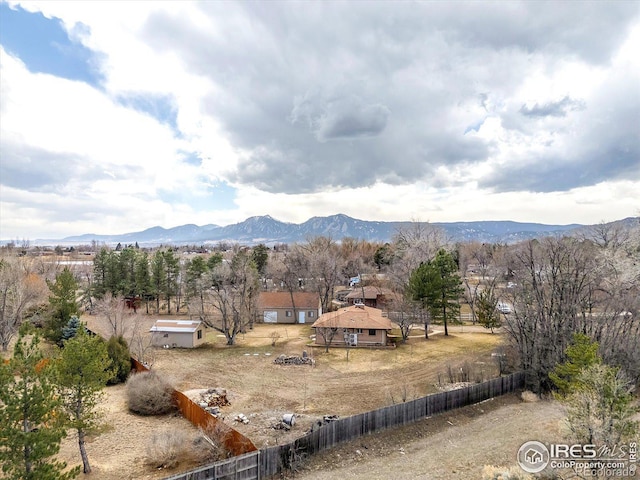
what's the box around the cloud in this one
[291,93,390,141]
[479,57,640,193]
[1,1,639,239]
[519,96,586,117]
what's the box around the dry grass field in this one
[59,314,506,479]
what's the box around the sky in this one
[0,1,639,241]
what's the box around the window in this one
[197,330,203,340]
[308,311,314,317]
[369,329,376,336]
[356,328,363,334]
[286,311,292,317]
[163,333,169,338]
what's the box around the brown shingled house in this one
[257,291,322,324]
[345,285,393,308]
[311,304,393,348]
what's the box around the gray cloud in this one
[520,96,586,118]
[0,141,86,191]
[0,138,143,193]
[138,1,639,195]
[481,76,640,193]
[290,94,390,141]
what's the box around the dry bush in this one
[126,370,176,415]
[388,383,417,404]
[270,330,281,347]
[445,361,478,383]
[520,390,540,403]
[145,429,189,469]
[191,418,233,463]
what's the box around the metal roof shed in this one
[149,320,206,348]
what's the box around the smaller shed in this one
[150,320,205,348]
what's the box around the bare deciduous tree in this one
[128,314,155,367]
[386,294,421,342]
[94,292,128,338]
[0,257,45,351]
[502,233,640,392]
[299,237,342,314]
[206,249,260,345]
[314,315,340,353]
[267,248,309,322]
[387,221,447,295]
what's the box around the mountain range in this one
[44,214,625,246]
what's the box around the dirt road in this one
[296,394,565,480]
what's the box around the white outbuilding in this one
[150,320,206,348]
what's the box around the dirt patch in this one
[56,384,202,480]
[295,394,566,480]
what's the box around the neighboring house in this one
[345,285,393,309]
[258,291,322,324]
[311,304,393,348]
[150,320,206,348]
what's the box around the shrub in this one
[192,419,233,463]
[106,335,131,385]
[126,370,176,415]
[145,429,188,469]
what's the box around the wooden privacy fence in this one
[130,358,257,457]
[164,371,525,480]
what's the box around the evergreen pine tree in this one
[0,332,79,480]
[549,333,601,396]
[61,315,82,342]
[45,268,80,344]
[477,287,501,333]
[106,335,132,385]
[55,329,114,474]
[408,249,463,336]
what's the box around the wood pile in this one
[197,387,230,408]
[273,354,315,366]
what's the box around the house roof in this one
[345,286,392,300]
[258,291,319,309]
[150,320,202,333]
[311,305,393,330]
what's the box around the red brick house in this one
[311,304,393,347]
[257,291,322,324]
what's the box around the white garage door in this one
[264,311,278,323]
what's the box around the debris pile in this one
[199,388,231,408]
[308,414,339,432]
[273,354,314,366]
[234,413,249,424]
[197,388,230,416]
[271,413,297,431]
